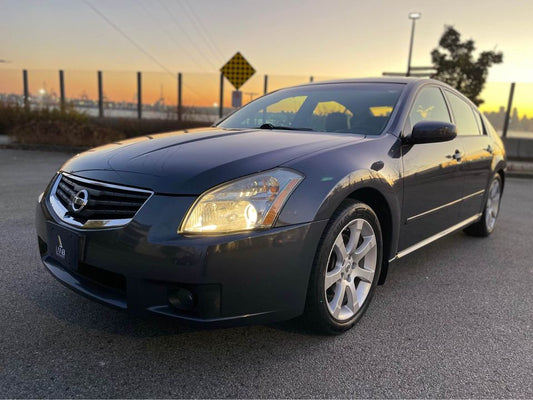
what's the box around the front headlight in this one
[180,168,304,234]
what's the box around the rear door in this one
[399,86,466,251]
[444,90,493,219]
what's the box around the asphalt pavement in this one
[0,149,532,398]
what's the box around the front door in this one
[399,86,466,251]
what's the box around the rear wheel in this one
[464,174,502,237]
[303,200,382,334]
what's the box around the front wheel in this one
[303,200,382,334]
[464,174,502,237]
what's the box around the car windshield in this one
[217,83,405,135]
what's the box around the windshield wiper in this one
[258,123,314,131]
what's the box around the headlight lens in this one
[180,168,303,234]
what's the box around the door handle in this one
[452,149,463,162]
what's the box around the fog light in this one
[168,288,195,311]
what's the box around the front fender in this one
[312,169,400,223]
[276,134,403,265]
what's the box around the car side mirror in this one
[406,121,457,144]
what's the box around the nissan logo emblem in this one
[71,189,89,212]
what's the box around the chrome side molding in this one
[390,213,482,262]
[406,189,485,223]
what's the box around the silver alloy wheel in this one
[485,178,501,232]
[324,218,377,321]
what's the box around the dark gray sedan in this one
[35,78,506,334]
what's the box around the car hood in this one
[61,127,362,194]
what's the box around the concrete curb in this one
[506,171,533,179]
[0,142,85,153]
[0,135,12,145]
[507,161,533,179]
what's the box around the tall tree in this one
[431,26,503,105]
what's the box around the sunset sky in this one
[1,0,532,114]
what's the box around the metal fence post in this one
[502,82,515,138]
[137,71,142,119]
[264,75,268,95]
[177,72,182,122]
[97,71,104,118]
[219,72,224,119]
[22,69,29,110]
[59,70,65,111]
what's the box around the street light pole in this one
[406,12,421,77]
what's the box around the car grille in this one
[51,173,152,227]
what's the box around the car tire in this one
[303,199,382,335]
[464,174,503,237]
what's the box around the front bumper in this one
[36,188,326,325]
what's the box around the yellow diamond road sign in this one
[220,52,256,90]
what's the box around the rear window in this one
[218,83,404,135]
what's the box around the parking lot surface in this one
[1,149,532,398]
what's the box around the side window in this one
[408,87,451,127]
[445,92,482,136]
[472,108,486,135]
[481,113,498,137]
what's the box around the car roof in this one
[284,77,450,93]
[293,76,440,87]
[308,77,426,85]
[286,77,469,106]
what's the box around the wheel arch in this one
[313,178,398,286]
[346,187,393,285]
[497,168,505,193]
